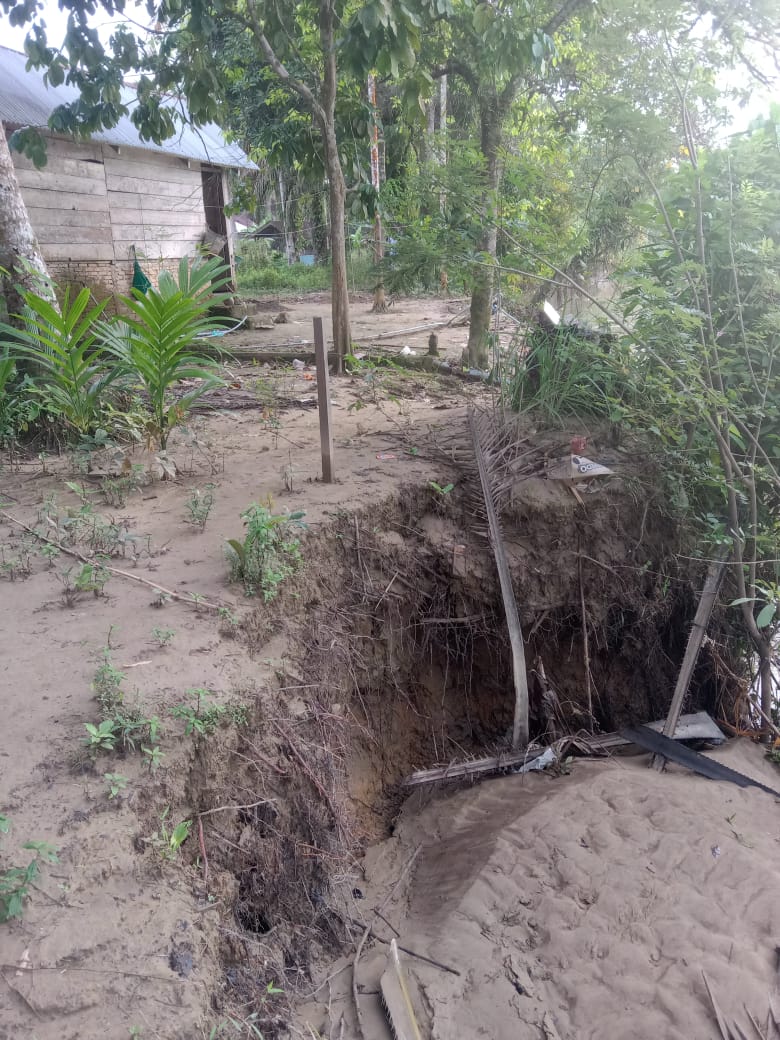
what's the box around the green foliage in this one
[170,687,227,738]
[0,820,59,923]
[151,626,175,647]
[92,649,126,715]
[226,505,304,600]
[0,345,40,448]
[84,719,119,753]
[0,287,119,437]
[142,745,165,772]
[505,325,629,423]
[170,688,246,740]
[429,481,454,495]
[101,257,229,449]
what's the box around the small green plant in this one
[92,649,126,715]
[146,808,191,861]
[217,607,240,637]
[0,540,33,580]
[0,818,59,923]
[185,483,216,530]
[84,719,119,754]
[104,772,128,799]
[39,542,60,567]
[151,626,175,648]
[129,1027,143,1039]
[170,688,227,739]
[100,468,145,508]
[59,561,110,605]
[142,745,165,772]
[429,480,455,495]
[0,286,122,438]
[226,505,305,600]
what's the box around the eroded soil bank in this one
[0,383,753,1040]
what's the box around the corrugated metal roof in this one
[0,45,256,169]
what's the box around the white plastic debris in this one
[400,345,417,356]
[515,747,556,774]
[292,358,305,371]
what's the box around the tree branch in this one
[432,61,478,92]
[243,0,326,127]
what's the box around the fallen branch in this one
[0,510,224,613]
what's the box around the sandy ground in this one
[298,740,780,1040]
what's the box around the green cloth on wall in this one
[132,257,152,295]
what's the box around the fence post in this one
[313,316,335,482]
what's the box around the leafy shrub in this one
[505,324,631,424]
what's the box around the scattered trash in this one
[546,454,614,484]
[570,435,587,453]
[514,747,556,774]
[376,452,398,461]
[711,845,721,859]
[400,345,417,356]
[292,358,305,371]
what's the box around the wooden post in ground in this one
[313,317,335,483]
[652,551,729,770]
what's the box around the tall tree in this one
[0,123,56,319]
[400,0,591,366]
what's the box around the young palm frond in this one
[0,287,117,435]
[102,257,230,449]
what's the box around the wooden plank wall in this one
[11,134,208,263]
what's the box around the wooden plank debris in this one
[401,712,725,787]
[625,725,780,797]
[653,552,729,770]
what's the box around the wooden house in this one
[0,45,256,298]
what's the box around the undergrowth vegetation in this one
[235,237,375,294]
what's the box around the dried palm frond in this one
[468,406,530,749]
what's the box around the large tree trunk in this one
[467,98,501,368]
[0,124,56,320]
